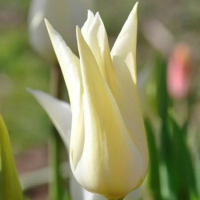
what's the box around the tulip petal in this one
[45,19,83,115]
[46,20,85,165]
[113,63,149,180]
[73,28,143,199]
[81,10,95,38]
[0,116,23,200]
[111,2,138,83]
[82,13,116,93]
[70,177,100,200]
[110,3,149,181]
[27,89,72,149]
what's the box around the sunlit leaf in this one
[0,115,23,200]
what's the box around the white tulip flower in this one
[29,2,148,199]
[28,89,142,200]
[28,0,94,62]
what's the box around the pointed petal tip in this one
[44,19,52,34]
[95,11,100,17]
[76,25,81,32]
[76,26,83,51]
[27,88,40,99]
[92,12,100,25]
[44,19,55,36]
[44,18,50,28]
[94,11,102,22]
[132,2,139,15]
[26,87,32,93]
[76,26,83,42]
[44,18,48,23]
[87,10,94,17]
[26,88,43,98]
[26,87,37,95]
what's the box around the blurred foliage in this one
[0,27,51,151]
[144,54,199,200]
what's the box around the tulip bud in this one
[28,0,94,62]
[167,43,193,100]
[45,2,148,199]
[28,89,142,200]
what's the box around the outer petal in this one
[82,13,116,94]
[45,20,82,114]
[70,177,105,200]
[27,89,72,149]
[72,28,143,200]
[84,187,141,200]
[45,20,85,167]
[111,3,149,181]
[27,89,103,200]
[111,2,138,83]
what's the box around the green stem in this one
[49,64,63,200]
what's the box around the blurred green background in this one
[0,0,51,152]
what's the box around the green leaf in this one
[0,115,23,200]
[146,54,171,116]
[168,115,197,200]
[0,170,2,200]
[195,136,200,199]
[144,118,162,200]
[153,56,175,199]
[154,55,169,118]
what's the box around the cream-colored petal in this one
[111,3,149,181]
[83,187,141,200]
[113,63,149,181]
[83,13,116,93]
[81,10,95,39]
[45,20,85,174]
[111,2,138,84]
[84,13,103,71]
[27,89,72,149]
[45,20,83,115]
[70,174,107,200]
[73,28,143,199]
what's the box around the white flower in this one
[28,89,142,200]
[28,0,94,61]
[45,2,148,199]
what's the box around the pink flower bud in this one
[167,43,193,100]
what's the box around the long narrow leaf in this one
[154,55,176,200]
[144,118,162,200]
[0,115,23,200]
[169,115,197,200]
